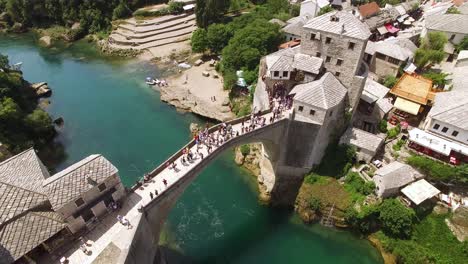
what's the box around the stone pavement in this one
[57,110,288,264]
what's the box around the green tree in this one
[191,28,208,53]
[379,199,415,238]
[196,0,230,28]
[266,0,289,14]
[206,23,232,54]
[24,109,54,135]
[113,1,131,20]
[0,97,21,123]
[308,197,322,212]
[318,5,334,16]
[415,32,447,68]
[422,71,449,88]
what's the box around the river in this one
[0,34,383,264]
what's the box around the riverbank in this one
[159,61,235,121]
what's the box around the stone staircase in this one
[108,13,197,51]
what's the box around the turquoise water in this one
[0,34,383,264]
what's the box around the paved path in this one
[60,110,288,264]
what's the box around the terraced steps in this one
[114,21,195,40]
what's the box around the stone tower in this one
[300,11,371,111]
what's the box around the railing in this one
[130,110,272,192]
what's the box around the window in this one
[282,71,288,77]
[336,59,343,66]
[298,106,304,112]
[348,42,355,50]
[329,110,333,117]
[433,124,440,130]
[273,71,279,77]
[452,131,459,137]
[98,183,106,192]
[376,53,386,60]
[335,71,341,77]
[75,198,85,207]
[387,57,400,65]
[316,52,321,57]
[326,56,331,62]
[441,127,448,133]
[309,109,316,116]
[450,34,455,40]
[325,37,331,44]
[310,33,316,40]
[289,37,292,41]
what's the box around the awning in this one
[408,128,468,156]
[183,4,195,11]
[394,97,420,115]
[401,179,440,205]
[385,24,400,34]
[377,26,388,35]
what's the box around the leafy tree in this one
[240,144,250,155]
[378,119,388,133]
[24,109,54,135]
[266,0,289,14]
[379,199,415,238]
[422,71,449,88]
[206,23,232,54]
[196,0,231,28]
[191,28,208,53]
[318,5,334,16]
[415,32,447,68]
[113,1,132,20]
[446,7,461,14]
[0,97,21,123]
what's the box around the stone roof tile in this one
[0,148,50,194]
[425,14,468,34]
[43,155,118,211]
[304,11,371,40]
[339,127,385,152]
[290,72,347,109]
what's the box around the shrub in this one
[308,197,322,212]
[406,155,467,183]
[240,144,250,156]
[392,139,405,151]
[382,75,397,88]
[345,172,375,196]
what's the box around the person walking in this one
[163,179,168,187]
[150,192,154,200]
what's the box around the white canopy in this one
[402,179,440,205]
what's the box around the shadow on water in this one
[162,208,294,264]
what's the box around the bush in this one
[406,155,467,183]
[345,172,375,197]
[315,143,356,178]
[379,199,415,239]
[240,144,250,156]
[392,139,405,151]
[378,119,388,133]
[112,1,131,20]
[382,75,397,88]
[308,197,322,212]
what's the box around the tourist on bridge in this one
[155,190,158,196]
[150,192,154,200]
[163,179,168,187]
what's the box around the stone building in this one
[423,14,468,45]
[339,127,385,162]
[373,161,423,198]
[254,10,372,173]
[43,155,126,233]
[364,37,417,78]
[0,149,124,263]
[300,11,371,111]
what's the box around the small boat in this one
[145,77,156,85]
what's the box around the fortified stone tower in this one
[300,11,371,111]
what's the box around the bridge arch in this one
[132,113,289,261]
